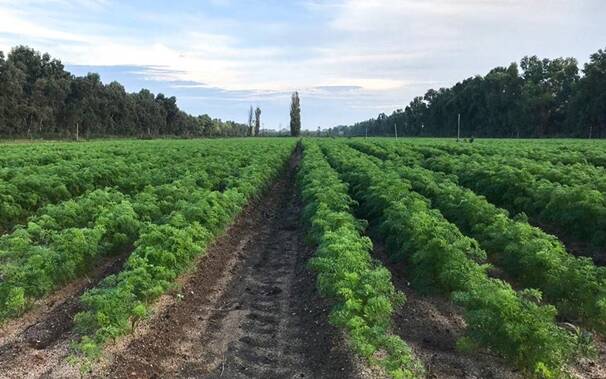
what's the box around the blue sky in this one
[1,0,605,130]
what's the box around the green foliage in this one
[290,91,301,137]
[0,138,260,232]
[0,45,249,139]
[320,140,581,377]
[3,287,26,317]
[355,140,606,332]
[0,139,294,326]
[297,140,423,378]
[416,143,606,249]
[334,47,606,138]
[69,138,295,361]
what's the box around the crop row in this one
[405,139,606,168]
[320,140,581,377]
[0,142,91,168]
[72,140,295,361]
[418,142,606,195]
[382,142,606,251]
[0,140,242,233]
[0,140,294,323]
[350,140,606,332]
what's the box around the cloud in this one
[313,85,362,92]
[0,7,87,43]
[0,0,422,93]
[167,79,208,88]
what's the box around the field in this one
[1,137,606,378]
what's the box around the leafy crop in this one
[70,139,295,361]
[414,145,606,248]
[0,139,293,324]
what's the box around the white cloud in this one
[0,0,426,93]
[0,7,87,43]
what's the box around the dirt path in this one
[74,150,364,379]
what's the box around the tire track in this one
[199,178,309,378]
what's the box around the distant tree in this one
[248,105,254,136]
[403,96,428,136]
[520,56,579,136]
[290,91,301,136]
[254,106,261,136]
[155,94,179,134]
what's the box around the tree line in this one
[0,45,249,139]
[334,47,606,138]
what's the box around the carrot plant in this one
[351,140,606,332]
[0,139,293,323]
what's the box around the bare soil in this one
[570,333,606,379]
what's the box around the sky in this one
[0,0,605,130]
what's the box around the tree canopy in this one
[334,48,606,138]
[290,92,301,137]
[254,106,261,136]
[0,46,248,139]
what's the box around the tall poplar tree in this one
[254,106,261,136]
[290,92,301,137]
[248,105,254,136]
